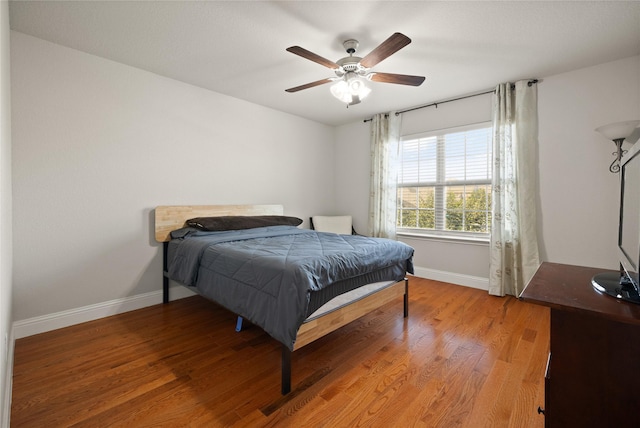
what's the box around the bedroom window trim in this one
[397,229,490,243]
[396,121,493,240]
[396,229,490,245]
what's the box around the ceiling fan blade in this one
[370,72,425,86]
[286,46,340,69]
[359,33,412,69]
[285,78,334,93]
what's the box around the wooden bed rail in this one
[281,278,409,394]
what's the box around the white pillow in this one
[311,215,353,235]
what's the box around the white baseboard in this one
[12,268,488,340]
[412,266,489,291]
[12,286,196,340]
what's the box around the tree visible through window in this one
[397,123,492,237]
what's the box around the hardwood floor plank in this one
[464,359,512,428]
[11,277,549,427]
[418,343,487,427]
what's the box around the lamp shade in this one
[595,120,640,140]
[330,80,352,103]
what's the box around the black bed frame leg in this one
[281,345,292,395]
[163,276,169,304]
[404,278,409,318]
[162,242,169,304]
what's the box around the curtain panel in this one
[368,112,401,239]
[489,80,541,297]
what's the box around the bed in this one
[155,204,414,394]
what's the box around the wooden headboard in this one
[154,204,284,242]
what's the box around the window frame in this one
[396,121,493,242]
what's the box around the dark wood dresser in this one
[520,262,640,428]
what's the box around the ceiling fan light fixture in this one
[330,80,352,104]
[331,73,370,104]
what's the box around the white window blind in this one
[397,122,492,238]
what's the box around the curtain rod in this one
[363,79,539,122]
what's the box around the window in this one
[397,122,493,239]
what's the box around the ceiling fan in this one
[285,32,425,106]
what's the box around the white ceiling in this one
[8,1,640,126]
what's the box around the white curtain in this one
[368,112,401,239]
[489,80,541,297]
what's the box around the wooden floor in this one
[11,277,550,427]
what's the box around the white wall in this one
[10,31,336,322]
[1,1,13,424]
[334,55,640,284]
[538,55,640,268]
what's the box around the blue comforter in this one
[167,226,414,350]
